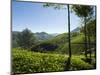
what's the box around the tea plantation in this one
[12,48,94,74]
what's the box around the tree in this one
[71,5,94,59]
[17,28,35,49]
[12,31,20,48]
[86,19,96,37]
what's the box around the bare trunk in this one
[87,32,92,63]
[68,4,71,58]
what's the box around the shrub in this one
[71,57,93,70]
[12,48,94,74]
[12,48,67,74]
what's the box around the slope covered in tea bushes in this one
[12,48,93,74]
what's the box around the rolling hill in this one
[31,32,85,54]
[34,32,56,41]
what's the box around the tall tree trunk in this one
[87,31,91,63]
[89,35,91,59]
[66,4,71,70]
[68,4,71,58]
[84,17,87,58]
[94,6,96,64]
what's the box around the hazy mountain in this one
[50,33,59,37]
[12,31,59,42]
[34,32,54,41]
[71,27,80,32]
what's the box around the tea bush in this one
[12,48,94,74]
[71,57,93,70]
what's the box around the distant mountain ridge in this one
[12,31,58,42]
[34,32,54,41]
[12,27,80,42]
[71,27,80,32]
[50,33,59,37]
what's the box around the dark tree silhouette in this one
[17,28,35,49]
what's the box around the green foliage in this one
[12,48,94,74]
[80,19,96,38]
[71,32,79,37]
[12,48,67,74]
[12,31,20,48]
[43,3,67,9]
[86,19,96,38]
[71,57,93,70]
[17,28,35,49]
[71,5,94,17]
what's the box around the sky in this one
[12,0,81,33]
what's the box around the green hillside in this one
[31,32,86,54]
[12,48,93,74]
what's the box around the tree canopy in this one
[17,28,35,49]
[71,5,94,18]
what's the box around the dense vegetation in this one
[12,48,94,74]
